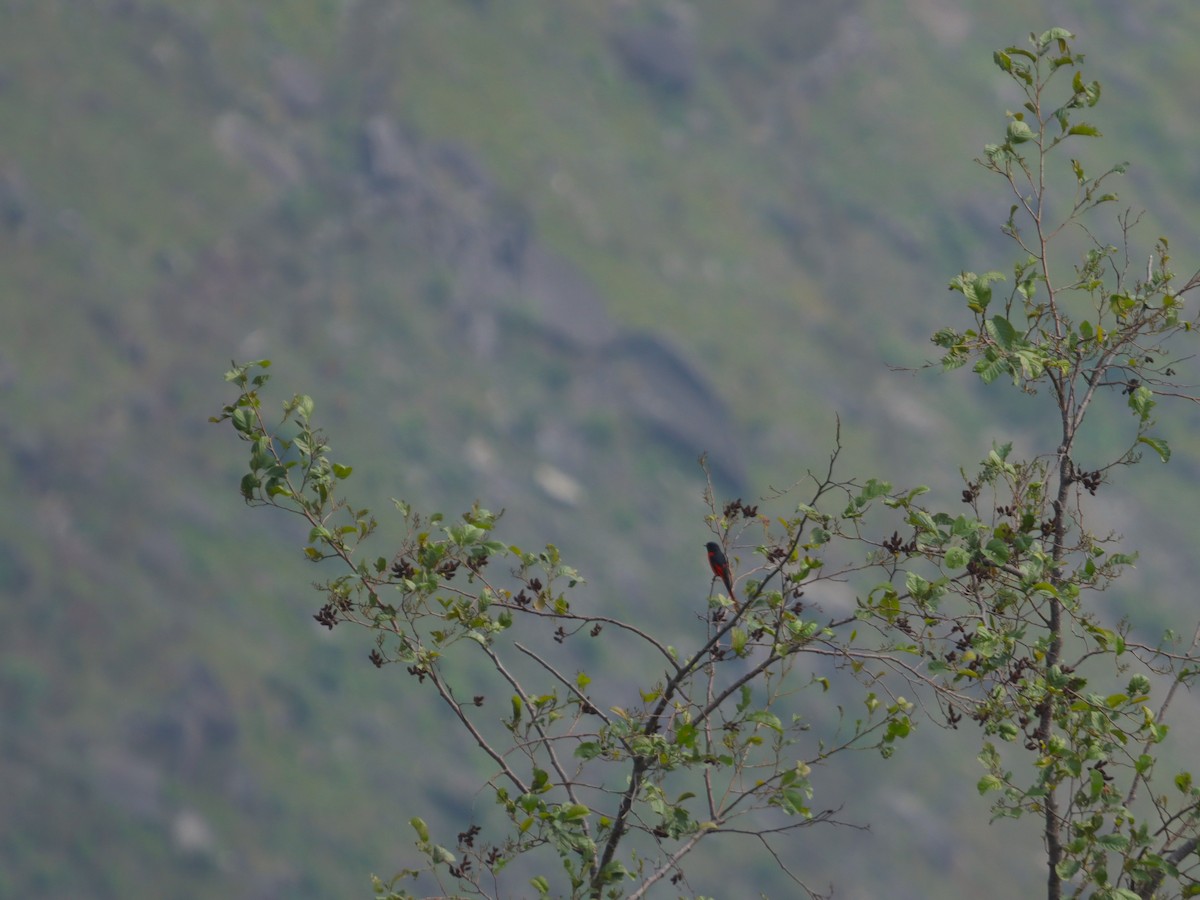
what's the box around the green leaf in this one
[974,354,1006,382]
[332,463,353,479]
[731,627,747,655]
[949,271,1005,313]
[858,478,893,502]
[1067,123,1100,137]
[1127,674,1151,695]
[1096,833,1129,851]
[1137,435,1170,462]
[1127,385,1155,421]
[883,715,911,743]
[746,710,784,733]
[1037,27,1074,48]
[987,315,1020,350]
[410,817,430,843]
[1056,859,1082,881]
[977,774,1003,794]
[1007,119,1036,144]
[983,538,1011,564]
[239,473,260,500]
[905,570,929,598]
[737,684,753,712]
[231,407,256,434]
[1014,349,1046,380]
[673,722,697,748]
[943,546,968,570]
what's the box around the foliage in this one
[213,361,915,898]
[214,28,1200,900]
[878,29,1200,900]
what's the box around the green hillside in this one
[4,2,1200,897]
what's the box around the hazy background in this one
[4,1,1200,897]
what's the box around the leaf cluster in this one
[215,364,922,899]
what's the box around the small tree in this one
[857,28,1200,900]
[214,27,1200,900]
[212,371,914,898]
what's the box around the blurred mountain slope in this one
[4,2,1200,897]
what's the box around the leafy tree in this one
[214,28,1200,900]
[871,28,1200,900]
[212,366,913,898]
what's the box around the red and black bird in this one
[705,541,735,601]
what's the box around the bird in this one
[705,542,736,602]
